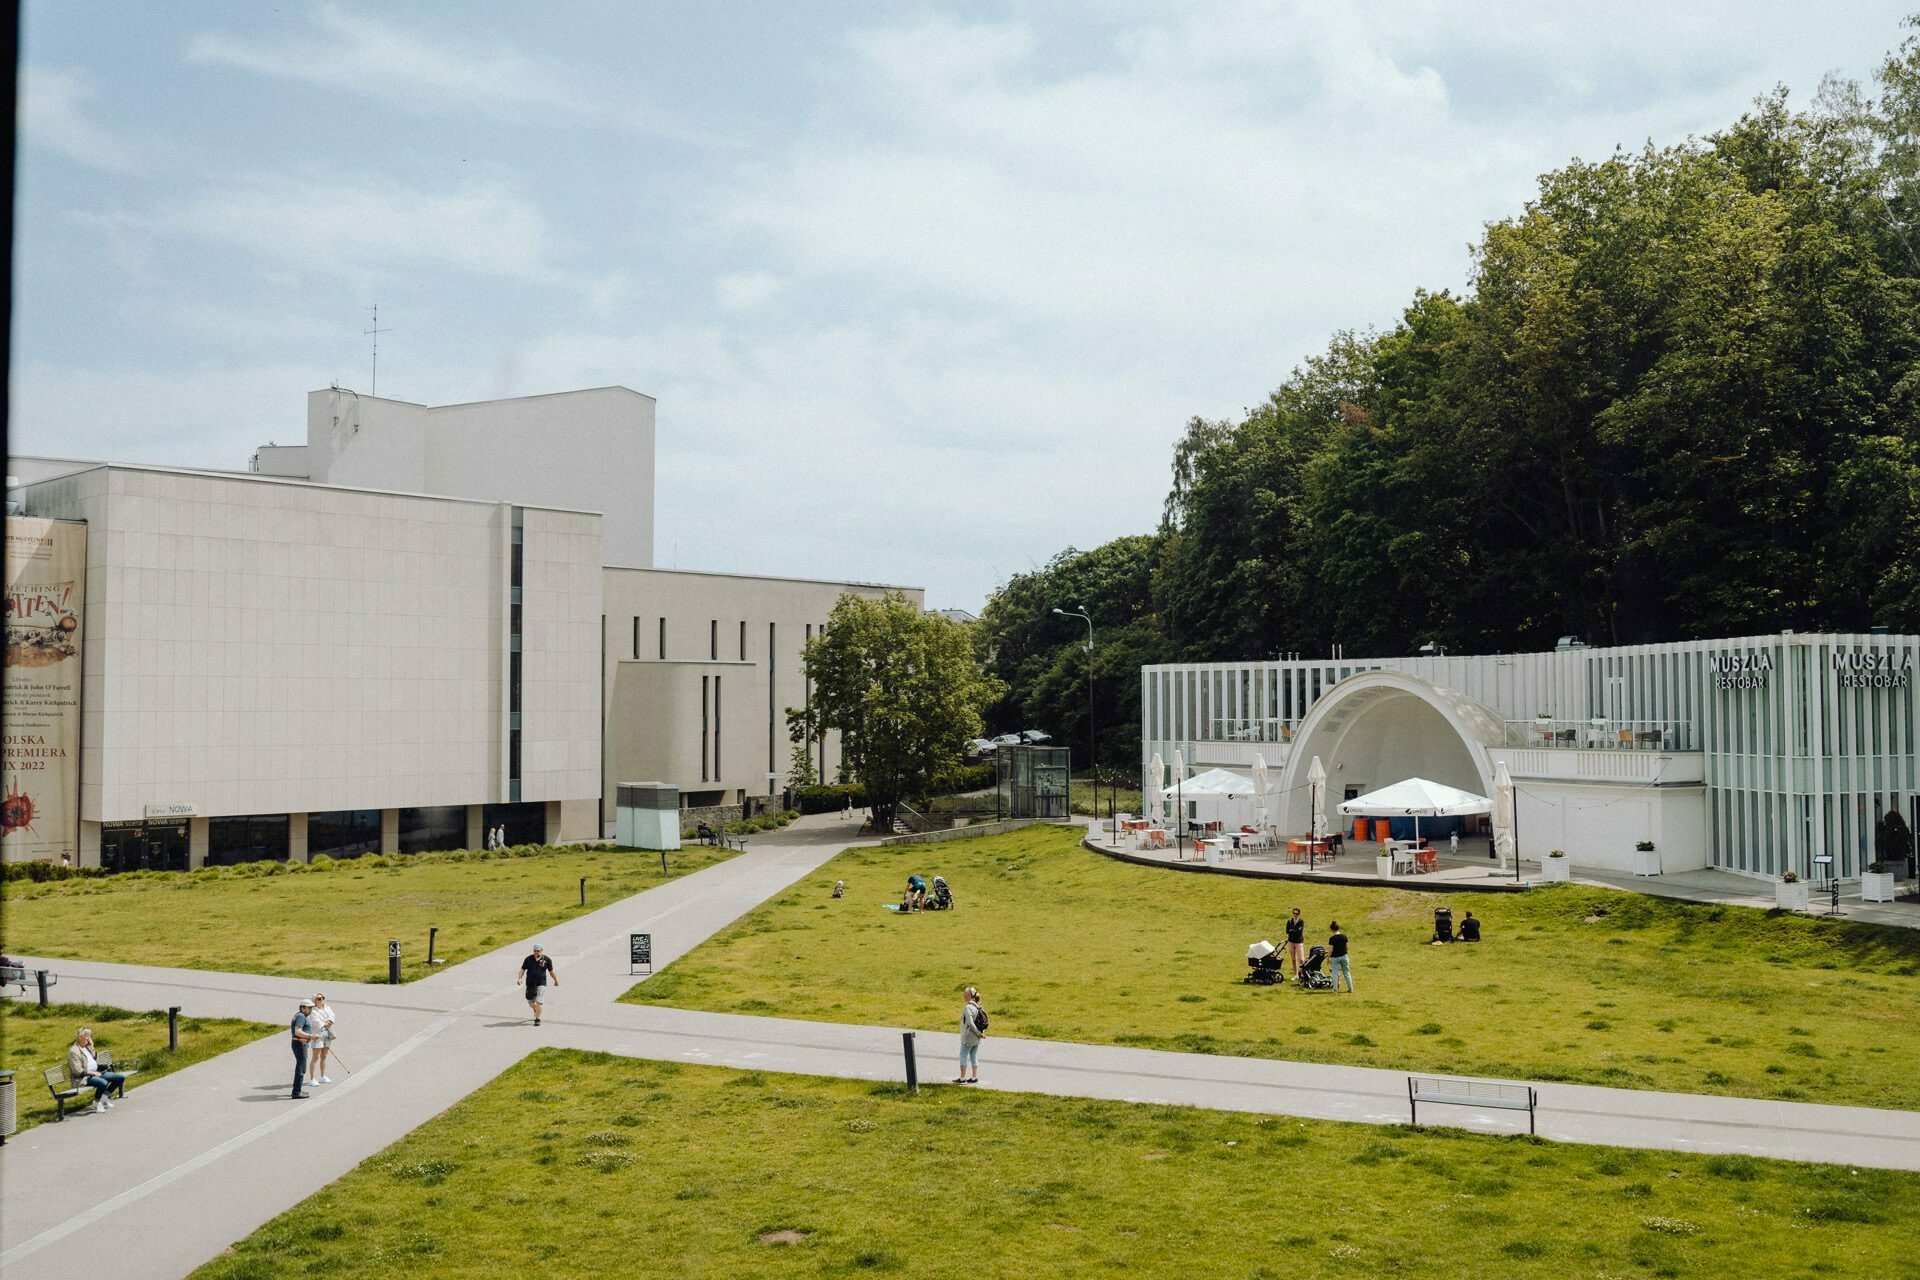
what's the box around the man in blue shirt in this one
[290,998,318,1099]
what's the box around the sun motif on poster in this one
[1,776,39,838]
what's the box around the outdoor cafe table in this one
[1139,827,1169,850]
[1285,838,1332,864]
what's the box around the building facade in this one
[4,385,920,868]
[1142,632,1918,880]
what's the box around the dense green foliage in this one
[790,591,1004,831]
[981,23,1920,730]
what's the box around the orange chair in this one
[1414,848,1438,873]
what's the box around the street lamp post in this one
[1053,606,1095,797]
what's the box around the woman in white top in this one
[308,994,337,1084]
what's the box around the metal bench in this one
[97,1050,139,1091]
[1407,1074,1538,1134]
[43,1066,85,1120]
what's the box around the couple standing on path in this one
[287,994,337,1099]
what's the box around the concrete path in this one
[6,812,1920,1280]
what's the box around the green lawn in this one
[190,1049,1920,1280]
[623,827,1920,1110]
[3,845,738,984]
[3,1001,275,1132]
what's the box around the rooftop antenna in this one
[363,304,392,397]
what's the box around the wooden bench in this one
[1407,1074,1537,1134]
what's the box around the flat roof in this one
[604,562,920,593]
[9,456,603,518]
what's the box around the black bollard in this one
[427,926,439,965]
[659,850,668,874]
[36,970,50,1008]
[388,939,401,984]
[168,1006,180,1053]
[579,876,586,907]
[902,1031,919,1094]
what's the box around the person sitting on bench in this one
[68,1028,126,1114]
[1458,910,1482,943]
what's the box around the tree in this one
[790,592,1003,832]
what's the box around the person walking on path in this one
[842,794,853,821]
[519,943,557,1026]
[289,999,318,1099]
[1283,908,1307,977]
[1328,921,1354,993]
[308,993,336,1084]
[68,1028,125,1113]
[956,986,985,1084]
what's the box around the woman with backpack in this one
[956,986,986,1084]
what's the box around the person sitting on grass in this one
[1458,910,1482,942]
[903,873,928,912]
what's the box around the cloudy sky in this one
[13,2,1915,610]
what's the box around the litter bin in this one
[0,1069,16,1141]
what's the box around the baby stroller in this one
[929,876,954,910]
[1244,940,1286,985]
[1296,945,1334,990]
[1431,906,1455,943]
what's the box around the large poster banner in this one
[4,517,86,863]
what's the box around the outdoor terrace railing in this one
[1502,718,1696,752]
[1203,718,1296,743]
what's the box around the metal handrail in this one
[1504,718,1695,751]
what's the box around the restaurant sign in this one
[1709,650,1773,691]
[1832,649,1913,689]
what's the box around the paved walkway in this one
[6,813,1920,1280]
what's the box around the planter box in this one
[1376,854,1395,877]
[1775,880,1809,911]
[1631,845,1661,877]
[1862,871,1898,903]
[1541,857,1572,883]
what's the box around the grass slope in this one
[191,1050,1920,1280]
[2,1001,275,1132]
[623,827,1920,1109]
[3,845,737,984]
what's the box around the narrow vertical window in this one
[768,621,777,777]
[739,619,747,661]
[701,675,710,782]
[658,617,666,659]
[632,616,640,659]
[715,675,723,779]
[710,618,718,660]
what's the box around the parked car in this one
[992,732,1023,748]
[966,738,997,757]
[1019,729,1053,744]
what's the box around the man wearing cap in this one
[290,999,318,1099]
[518,943,557,1026]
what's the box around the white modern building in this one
[1142,633,1918,880]
[4,386,920,871]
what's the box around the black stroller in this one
[928,876,954,910]
[1431,906,1455,943]
[1244,940,1286,985]
[1296,945,1334,990]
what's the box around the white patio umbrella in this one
[1148,752,1166,825]
[1491,761,1516,871]
[1338,776,1492,848]
[1307,755,1328,842]
[1251,752,1271,831]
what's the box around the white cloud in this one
[18,67,140,173]
[183,3,729,146]
[77,172,562,286]
[715,272,783,310]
